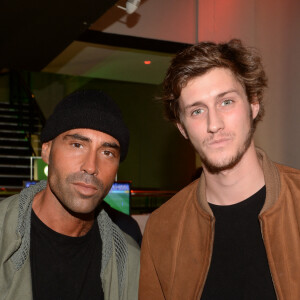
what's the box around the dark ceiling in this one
[0,0,118,71]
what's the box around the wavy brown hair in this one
[160,39,268,128]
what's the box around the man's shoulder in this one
[0,193,20,238]
[146,179,200,227]
[0,192,19,205]
[0,193,19,217]
[276,162,300,175]
[275,162,300,187]
[155,179,199,212]
[276,163,300,179]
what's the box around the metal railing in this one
[9,70,45,156]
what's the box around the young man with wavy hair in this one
[139,39,300,300]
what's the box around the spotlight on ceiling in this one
[117,0,141,14]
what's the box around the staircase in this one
[0,101,43,200]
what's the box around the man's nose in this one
[207,109,224,133]
[80,151,98,176]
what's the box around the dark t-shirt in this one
[30,210,104,300]
[201,186,277,300]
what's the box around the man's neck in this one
[32,187,95,237]
[204,145,265,206]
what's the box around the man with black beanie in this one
[0,90,140,300]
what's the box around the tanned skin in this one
[32,128,120,237]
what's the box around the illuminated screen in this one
[24,180,39,188]
[104,182,131,215]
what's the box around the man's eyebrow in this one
[102,142,120,150]
[184,101,205,111]
[63,134,91,142]
[63,134,120,149]
[217,89,240,98]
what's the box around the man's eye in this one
[72,143,83,148]
[222,99,233,106]
[192,108,204,116]
[103,150,113,157]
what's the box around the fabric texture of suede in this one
[139,148,300,300]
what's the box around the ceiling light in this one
[117,0,141,14]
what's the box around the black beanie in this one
[41,89,129,161]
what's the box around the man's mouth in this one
[207,137,232,147]
[72,182,98,196]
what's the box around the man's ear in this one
[250,96,260,120]
[41,141,52,164]
[176,122,188,139]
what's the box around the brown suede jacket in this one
[139,149,300,300]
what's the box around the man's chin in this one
[66,205,99,219]
[201,153,244,174]
[59,196,101,217]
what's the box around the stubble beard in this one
[199,125,254,174]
